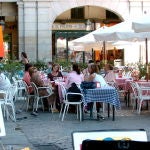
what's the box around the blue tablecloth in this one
[83,86,121,109]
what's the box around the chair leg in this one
[59,103,63,118]
[137,100,142,114]
[79,104,82,121]
[39,98,44,112]
[61,104,68,121]
[35,97,39,112]
[76,105,79,119]
[5,104,16,122]
[49,104,53,113]
[26,96,30,111]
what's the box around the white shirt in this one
[0,73,11,90]
[93,73,108,87]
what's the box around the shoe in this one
[97,114,105,120]
[16,116,28,120]
[52,109,59,113]
[31,112,38,116]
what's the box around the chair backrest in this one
[67,83,82,102]
[0,90,7,103]
[130,81,138,97]
[22,80,31,95]
[134,82,143,98]
[30,82,39,97]
[59,83,67,101]
[12,76,17,84]
[5,85,17,103]
[109,81,120,91]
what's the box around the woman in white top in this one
[86,63,108,87]
[85,63,107,119]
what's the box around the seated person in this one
[65,63,84,89]
[86,63,108,87]
[83,60,94,81]
[85,64,108,119]
[48,63,63,111]
[48,63,63,81]
[29,67,56,112]
[104,64,116,83]
[23,63,33,93]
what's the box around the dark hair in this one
[96,60,100,63]
[89,64,99,74]
[21,52,28,58]
[106,64,113,70]
[72,63,80,75]
[25,63,33,71]
[88,60,94,64]
[52,63,60,72]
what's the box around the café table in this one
[115,77,133,107]
[82,86,121,121]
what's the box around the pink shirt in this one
[23,71,31,86]
[65,71,84,89]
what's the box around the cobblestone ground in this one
[2,100,150,150]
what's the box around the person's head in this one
[88,64,99,74]
[72,63,80,74]
[25,63,33,72]
[28,67,38,77]
[21,52,28,58]
[0,57,3,61]
[52,63,60,72]
[96,60,100,64]
[104,64,113,71]
[47,62,53,68]
[88,60,94,64]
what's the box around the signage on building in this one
[52,23,86,30]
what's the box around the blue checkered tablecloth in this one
[82,86,121,109]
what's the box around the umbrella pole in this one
[145,38,149,81]
[103,41,106,64]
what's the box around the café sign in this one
[52,23,86,30]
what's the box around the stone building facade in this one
[1,0,150,62]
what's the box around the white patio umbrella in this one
[93,20,150,80]
[132,15,150,81]
[93,21,136,41]
[132,15,150,32]
[69,26,107,46]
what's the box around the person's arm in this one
[86,73,95,82]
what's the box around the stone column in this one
[17,1,52,62]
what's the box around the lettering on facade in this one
[52,23,86,30]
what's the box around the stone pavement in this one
[1,103,150,150]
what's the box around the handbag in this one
[67,83,81,102]
[80,81,97,90]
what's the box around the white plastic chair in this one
[134,82,150,114]
[12,77,26,102]
[22,81,35,111]
[30,82,54,112]
[129,81,139,111]
[0,85,17,122]
[59,83,84,121]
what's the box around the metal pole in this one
[145,38,149,81]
